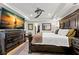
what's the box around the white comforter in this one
[34,33,69,47]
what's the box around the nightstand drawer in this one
[74,48,79,54]
[73,45,79,49]
[72,38,79,54]
[73,38,79,45]
[73,41,79,47]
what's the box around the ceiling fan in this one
[34,8,45,18]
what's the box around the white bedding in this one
[34,33,69,47]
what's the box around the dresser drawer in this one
[73,38,79,45]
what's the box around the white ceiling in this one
[4,3,79,21]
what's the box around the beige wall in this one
[24,19,59,35]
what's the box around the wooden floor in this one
[7,40,56,55]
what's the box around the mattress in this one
[32,33,70,47]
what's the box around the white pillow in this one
[58,29,69,36]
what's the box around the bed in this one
[29,29,76,54]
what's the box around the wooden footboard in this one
[30,44,72,54]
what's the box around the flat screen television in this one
[0,8,24,29]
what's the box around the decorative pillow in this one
[67,31,76,37]
[66,29,75,37]
[58,29,69,36]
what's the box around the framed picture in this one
[42,23,51,30]
[28,24,33,30]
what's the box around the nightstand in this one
[72,37,79,54]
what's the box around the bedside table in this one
[72,37,79,54]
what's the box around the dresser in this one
[0,30,25,54]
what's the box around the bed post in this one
[28,32,33,53]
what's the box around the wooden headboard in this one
[59,9,79,37]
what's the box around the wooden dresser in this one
[0,30,25,54]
